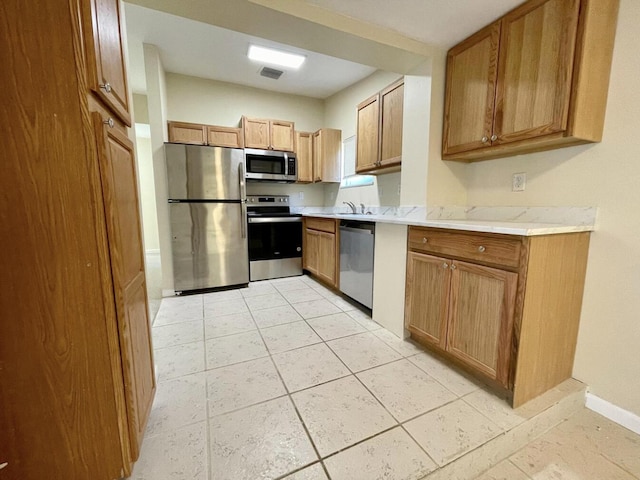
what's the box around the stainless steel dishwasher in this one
[339,220,375,309]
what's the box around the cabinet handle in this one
[491,135,498,142]
[478,246,486,253]
[103,117,114,128]
[443,263,449,269]
[0,463,8,470]
[450,264,457,270]
[422,237,428,244]
[99,82,112,93]
[481,136,489,143]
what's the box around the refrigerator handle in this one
[239,161,247,239]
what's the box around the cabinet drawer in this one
[408,227,522,268]
[305,217,336,234]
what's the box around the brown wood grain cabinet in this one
[443,0,620,162]
[295,131,314,183]
[356,78,404,174]
[243,116,295,152]
[303,217,339,288]
[168,121,244,148]
[405,227,590,406]
[1,0,155,478]
[313,128,342,183]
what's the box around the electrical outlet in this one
[512,173,526,192]
[298,191,304,200]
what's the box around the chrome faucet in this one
[343,201,357,214]
[360,203,366,214]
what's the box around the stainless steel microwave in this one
[244,148,297,183]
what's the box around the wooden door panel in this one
[446,261,517,386]
[206,126,243,148]
[380,80,404,167]
[296,132,313,183]
[443,23,500,155]
[271,121,294,151]
[356,95,379,172]
[312,131,322,182]
[243,117,270,149]
[303,228,319,274]
[168,121,206,145]
[404,252,450,348]
[84,0,131,126]
[494,0,580,144]
[94,113,155,460]
[317,231,337,286]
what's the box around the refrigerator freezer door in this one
[165,144,245,200]
[170,202,249,291]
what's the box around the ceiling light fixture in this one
[248,45,305,69]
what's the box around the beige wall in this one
[460,0,639,416]
[133,94,149,124]
[134,135,160,252]
[165,73,324,132]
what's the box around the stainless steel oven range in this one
[247,195,303,281]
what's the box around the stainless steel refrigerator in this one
[165,143,249,293]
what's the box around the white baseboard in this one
[585,392,640,435]
[145,249,161,255]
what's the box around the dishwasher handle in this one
[340,226,374,235]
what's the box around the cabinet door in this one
[270,120,295,152]
[404,252,451,349]
[93,113,155,459]
[243,117,270,149]
[446,261,517,387]
[356,94,379,172]
[83,0,131,126]
[443,23,500,155]
[168,121,206,145]
[206,126,244,148]
[320,128,342,183]
[494,0,580,145]
[312,130,322,182]
[317,231,337,287]
[379,79,404,168]
[296,132,314,183]
[303,228,319,274]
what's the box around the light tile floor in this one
[132,275,640,480]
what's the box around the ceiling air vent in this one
[260,67,283,80]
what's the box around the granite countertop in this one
[300,211,595,237]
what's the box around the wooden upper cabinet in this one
[379,79,405,168]
[442,0,620,161]
[314,128,342,183]
[243,117,295,151]
[447,261,517,387]
[206,126,244,148]
[443,23,500,156]
[295,131,313,183]
[82,0,131,126]
[494,0,580,145]
[356,94,380,173]
[168,121,207,145]
[270,120,295,151]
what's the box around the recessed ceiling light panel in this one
[248,45,305,69]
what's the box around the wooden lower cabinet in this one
[405,227,590,406]
[303,218,339,288]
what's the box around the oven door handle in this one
[248,217,302,224]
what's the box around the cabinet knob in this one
[481,136,489,143]
[99,82,112,93]
[478,246,486,253]
[443,263,449,269]
[450,264,457,270]
[103,117,114,128]
[422,237,428,244]
[0,463,8,470]
[491,135,498,142]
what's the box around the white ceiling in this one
[124,3,377,98]
[125,0,525,98]
[301,0,523,47]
